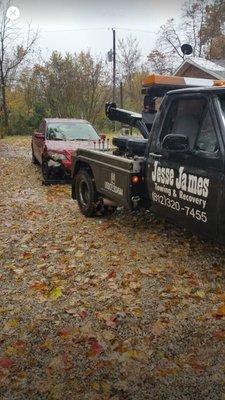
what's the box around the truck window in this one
[219,95,225,116]
[160,97,206,149]
[195,109,218,153]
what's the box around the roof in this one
[44,118,89,124]
[167,86,225,96]
[175,57,225,80]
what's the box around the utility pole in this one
[112,28,116,131]
[120,81,123,109]
[112,28,116,103]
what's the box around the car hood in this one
[45,139,97,153]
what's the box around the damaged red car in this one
[31,118,100,183]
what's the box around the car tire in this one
[75,169,99,217]
[32,148,39,165]
[42,159,54,184]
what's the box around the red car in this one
[31,118,100,183]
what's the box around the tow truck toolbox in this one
[71,74,225,243]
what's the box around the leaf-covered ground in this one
[1,136,225,400]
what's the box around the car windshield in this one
[47,122,99,141]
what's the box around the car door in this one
[146,93,224,239]
[33,121,46,163]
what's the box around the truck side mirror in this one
[162,134,190,153]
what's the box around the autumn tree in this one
[148,1,207,74]
[201,0,225,59]
[21,51,110,129]
[0,1,37,136]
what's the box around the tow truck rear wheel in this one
[75,169,99,217]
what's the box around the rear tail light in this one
[131,175,141,185]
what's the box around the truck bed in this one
[72,148,145,208]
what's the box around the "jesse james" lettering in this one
[152,161,209,198]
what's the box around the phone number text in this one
[152,192,207,223]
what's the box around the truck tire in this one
[75,169,99,217]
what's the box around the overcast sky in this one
[13,0,184,60]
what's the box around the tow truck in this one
[71,74,225,242]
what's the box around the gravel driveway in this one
[1,136,225,400]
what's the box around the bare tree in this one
[147,0,212,75]
[117,35,142,92]
[0,1,37,135]
[148,49,177,75]
[183,0,208,57]
[201,0,225,59]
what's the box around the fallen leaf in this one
[22,251,32,259]
[213,304,225,319]
[30,281,48,293]
[213,330,225,340]
[131,307,143,317]
[64,307,77,315]
[75,250,84,259]
[88,339,103,357]
[40,338,54,350]
[57,328,72,339]
[151,321,166,337]
[49,287,62,300]
[189,359,205,373]
[102,330,116,341]
[0,357,14,368]
[195,290,205,299]
[108,270,116,279]
[77,310,88,319]
[4,319,19,330]
[120,349,148,363]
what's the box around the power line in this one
[42,27,109,33]
[117,27,156,34]
[40,26,155,34]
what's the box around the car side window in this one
[160,97,206,150]
[195,109,218,153]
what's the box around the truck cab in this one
[146,86,225,241]
[71,74,225,242]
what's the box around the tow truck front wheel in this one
[75,170,99,217]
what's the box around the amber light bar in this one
[142,74,225,89]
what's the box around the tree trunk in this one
[1,83,9,135]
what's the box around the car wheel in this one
[32,148,39,165]
[42,159,54,184]
[75,169,99,217]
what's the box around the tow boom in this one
[105,102,149,139]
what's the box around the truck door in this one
[146,94,224,238]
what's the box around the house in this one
[175,57,225,80]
